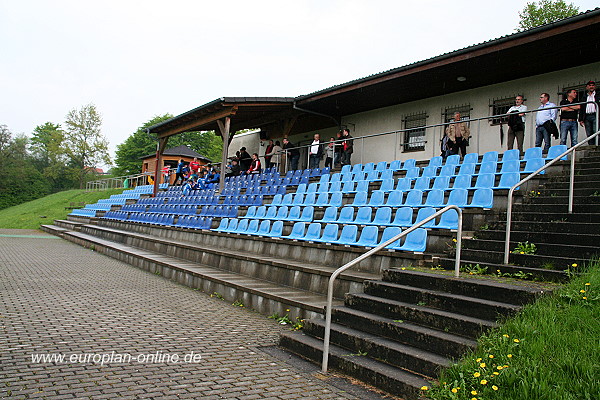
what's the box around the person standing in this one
[535,93,557,152]
[341,128,354,166]
[579,81,600,146]
[238,147,252,171]
[309,133,323,170]
[324,138,335,169]
[264,140,274,170]
[174,159,186,185]
[189,157,200,177]
[267,140,283,172]
[445,112,470,157]
[333,130,343,168]
[506,95,527,152]
[283,138,300,171]
[560,89,580,147]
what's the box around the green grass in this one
[0,189,124,229]
[424,259,600,400]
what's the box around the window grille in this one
[402,113,427,152]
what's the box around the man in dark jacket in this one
[341,128,353,166]
[283,138,300,171]
[579,81,600,146]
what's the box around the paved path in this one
[0,230,384,400]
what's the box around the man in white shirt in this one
[579,81,600,146]
[506,95,528,152]
[535,93,557,152]
[309,133,323,170]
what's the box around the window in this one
[561,83,589,104]
[489,97,519,125]
[443,104,471,123]
[403,113,427,152]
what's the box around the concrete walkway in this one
[0,230,386,400]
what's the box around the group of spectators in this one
[442,80,600,158]
[307,128,354,170]
[225,147,262,177]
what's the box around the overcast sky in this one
[1,0,597,167]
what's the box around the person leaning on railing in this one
[579,80,600,146]
[283,138,300,171]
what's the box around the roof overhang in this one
[295,9,600,117]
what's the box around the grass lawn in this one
[424,259,600,400]
[0,189,124,230]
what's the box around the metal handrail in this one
[321,205,463,373]
[503,128,600,264]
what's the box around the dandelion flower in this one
[507,354,513,358]
[489,354,494,359]
[572,263,578,267]
[473,372,481,377]
[585,282,591,286]
[580,290,586,293]
[503,334,510,338]
[583,296,588,300]
[471,390,478,395]
[520,251,524,254]
[504,365,509,368]
[492,385,499,391]
[493,372,500,375]
[480,363,486,368]
[514,339,520,343]
[401,267,406,270]
[451,388,458,393]
[472,398,478,400]
[480,379,488,385]
[476,358,482,362]
[420,386,429,391]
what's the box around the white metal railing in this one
[503,128,600,264]
[321,205,463,373]
[85,171,165,191]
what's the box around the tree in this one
[517,0,579,31]
[63,104,111,188]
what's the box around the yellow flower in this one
[493,371,500,375]
[489,354,494,359]
[504,365,509,368]
[471,390,478,395]
[507,354,513,358]
[451,388,458,393]
[572,263,578,267]
[286,309,290,312]
[580,290,586,293]
[401,267,406,270]
[514,339,520,343]
[480,363,486,368]
[583,297,588,300]
[480,379,488,385]
[472,398,478,400]
[492,385,499,391]
[520,251,524,254]
[420,386,429,391]
[476,358,482,362]
[503,334,510,338]
[473,372,481,377]
[585,282,591,286]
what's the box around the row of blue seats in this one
[83,204,112,211]
[243,205,315,222]
[104,211,213,230]
[215,218,428,253]
[70,209,97,217]
[199,205,238,218]
[147,204,200,215]
[121,204,147,212]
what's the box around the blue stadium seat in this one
[473,173,495,189]
[351,163,363,173]
[292,193,305,206]
[354,225,380,247]
[351,191,368,207]
[315,193,330,207]
[463,152,479,164]
[341,165,352,174]
[389,160,402,170]
[363,162,375,172]
[352,171,366,182]
[439,164,457,177]
[317,183,330,193]
[330,173,342,183]
[264,220,284,238]
[501,149,520,163]
[313,223,340,244]
[354,207,373,225]
[243,206,257,219]
[368,190,386,207]
[328,192,343,207]
[365,170,381,182]
[403,190,424,207]
[434,209,459,230]
[265,206,278,219]
[316,206,338,223]
[334,224,359,246]
[275,206,289,220]
[385,190,404,207]
[282,222,306,240]
[423,189,445,208]
[401,158,416,170]
[457,163,476,176]
[395,177,412,192]
[380,169,394,181]
[481,151,499,164]
[354,180,370,193]
[303,193,317,206]
[415,207,437,228]
[380,226,402,249]
[298,206,314,222]
[452,175,472,190]
[404,167,420,180]
[329,181,342,193]
[446,188,468,207]
[336,207,355,224]
[286,206,302,221]
[428,156,443,168]
[307,182,318,193]
[369,207,392,226]
[232,218,250,234]
[341,180,356,193]
[379,178,395,192]
[523,147,543,161]
[391,207,413,227]
[499,160,521,174]
[246,219,260,235]
[256,220,272,236]
[478,162,498,175]
[303,222,323,242]
[445,154,461,166]
[421,166,438,178]
[319,174,331,184]
[524,157,545,174]
[431,176,451,191]
[495,172,521,190]
[466,188,494,209]
[376,161,388,171]
[254,206,267,219]
[546,144,568,161]
[392,228,428,253]
[413,177,431,191]
[296,183,307,194]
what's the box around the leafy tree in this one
[63,104,111,188]
[517,0,579,31]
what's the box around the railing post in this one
[569,154,575,214]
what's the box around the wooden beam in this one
[156,106,238,139]
[152,136,169,197]
[216,116,231,193]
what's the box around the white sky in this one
[1,0,597,168]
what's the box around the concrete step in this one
[362,280,520,321]
[459,248,583,272]
[463,237,600,260]
[381,269,545,305]
[508,203,599,213]
[331,306,477,360]
[74,223,377,299]
[434,257,569,282]
[494,216,600,230]
[344,293,497,339]
[477,229,600,246]
[279,331,428,400]
[41,225,339,320]
[302,318,451,378]
[520,195,600,206]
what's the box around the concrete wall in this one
[229,62,599,167]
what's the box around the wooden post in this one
[153,136,169,197]
[216,116,231,194]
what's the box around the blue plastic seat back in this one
[293,193,305,206]
[304,193,317,206]
[337,206,355,223]
[365,170,380,182]
[463,153,479,164]
[284,222,306,239]
[395,177,412,191]
[424,189,445,207]
[452,175,472,190]
[315,192,330,207]
[341,165,352,174]
[402,159,416,170]
[380,227,402,249]
[330,173,342,183]
[319,174,331,184]
[266,220,284,237]
[276,206,289,220]
[258,220,272,235]
[435,209,459,230]
[468,188,494,209]
[303,222,322,241]
[379,178,395,192]
[363,162,375,172]
[380,169,394,181]
[318,206,338,223]
[329,181,342,192]
[352,191,368,206]
[355,180,370,193]
[392,207,413,227]
[403,190,424,207]
[255,206,267,219]
[404,167,420,180]
[500,160,521,174]
[372,207,392,226]
[389,160,402,170]
[318,223,340,243]
[341,180,355,193]
[439,165,456,177]
[428,156,443,168]
[216,218,229,231]
[281,193,294,206]
[413,177,431,191]
[446,189,468,207]
[246,219,260,235]
[432,176,451,191]
[502,149,521,163]
[496,172,521,190]
[301,169,311,178]
[351,163,363,173]
[335,224,358,245]
[244,206,257,218]
[287,206,302,220]
[317,182,330,193]
[524,157,545,174]
[299,206,314,222]
[398,228,428,252]
[352,171,366,182]
[523,147,543,161]
[385,190,404,207]
[265,206,278,219]
[329,192,343,207]
[421,166,438,178]
[296,183,307,194]
[354,207,373,225]
[478,162,498,175]
[355,225,380,247]
[234,218,250,234]
[415,207,437,228]
[369,191,386,207]
[547,144,568,161]
[482,151,499,164]
[376,161,388,171]
[445,154,461,166]
[474,173,495,189]
[307,183,318,193]
[457,163,476,176]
